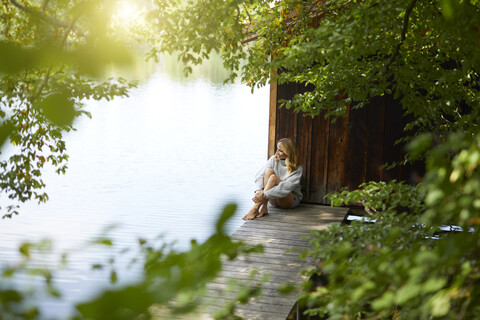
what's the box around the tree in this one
[149,0,480,318]
[0,0,136,217]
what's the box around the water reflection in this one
[107,50,236,85]
[0,55,269,318]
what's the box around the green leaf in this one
[19,242,31,258]
[110,270,118,284]
[395,283,421,305]
[430,291,451,317]
[0,41,38,74]
[278,283,296,295]
[215,203,237,234]
[406,133,433,160]
[371,291,395,310]
[36,92,75,127]
[94,238,113,246]
[0,122,14,149]
[423,278,447,293]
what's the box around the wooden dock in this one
[198,204,349,320]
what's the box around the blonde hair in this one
[275,138,300,174]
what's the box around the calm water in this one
[0,58,269,318]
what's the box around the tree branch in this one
[380,0,418,77]
[9,0,84,36]
[31,12,82,102]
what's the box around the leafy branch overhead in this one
[0,0,136,217]
[153,0,480,132]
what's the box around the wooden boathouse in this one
[268,78,421,204]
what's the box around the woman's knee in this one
[265,168,275,176]
[267,173,280,184]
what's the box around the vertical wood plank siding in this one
[270,81,416,204]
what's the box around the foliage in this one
[1,204,265,319]
[0,0,136,217]
[421,132,480,228]
[151,0,480,132]
[1,238,57,319]
[298,215,480,319]
[296,131,480,319]
[326,180,425,216]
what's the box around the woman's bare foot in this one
[243,204,260,220]
[256,201,269,218]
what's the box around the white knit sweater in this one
[254,156,303,201]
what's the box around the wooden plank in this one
[205,287,296,307]
[233,230,311,241]
[204,296,293,314]
[365,96,386,182]
[235,307,295,320]
[242,215,330,227]
[218,269,308,283]
[221,256,310,270]
[326,112,349,194]
[206,282,300,298]
[221,251,312,266]
[218,266,307,282]
[195,204,347,320]
[234,235,313,248]
[345,104,368,190]
[243,203,349,218]
[209,275,300,292]
[381,94,404,181]
[230,245,309,257]
[307,114,330,203]
[297,112,312,199]
[275,82,298,141]
[239,220,338,232]
[233,242,311,254]
[234,225,312,236]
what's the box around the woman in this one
[243,138,303,220]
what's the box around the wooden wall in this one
[269,81,417,204]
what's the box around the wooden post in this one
[268,69,278,158]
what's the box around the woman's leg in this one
[263,170,294,209]
[256,199,269,218]
[275,192,294,208]
[243,169,276,220]
[243,200,264,220]
[255,168,276,217]
[243,169,294,220]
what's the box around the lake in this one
[0,55,269,318]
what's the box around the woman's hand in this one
[253,190,267,203]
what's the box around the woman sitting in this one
[243,138,303,220]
